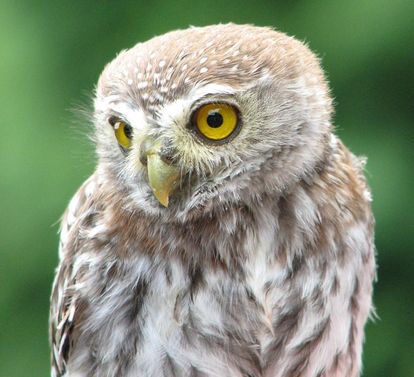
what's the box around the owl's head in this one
[93,24,333,219]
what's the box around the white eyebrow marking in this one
[188,83,237,100]
[103,101,146,129]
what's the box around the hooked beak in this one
[141,137,180,207]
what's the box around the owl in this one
[50,24,376,377]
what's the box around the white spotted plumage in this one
[50,24,375,377]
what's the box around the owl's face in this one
[93,24,332,219]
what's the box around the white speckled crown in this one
[97,23,323,114]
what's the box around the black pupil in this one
[123,124,132,138]
[206,111,223,128]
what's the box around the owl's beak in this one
[141,138,180,207]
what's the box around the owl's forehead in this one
[97,24,305,113]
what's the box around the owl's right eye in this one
[109,118,133,149]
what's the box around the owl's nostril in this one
[139,137,176,166]
[139,149,148,166]
[139,137,154,166]
[159,149,176,165]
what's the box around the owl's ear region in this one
[189,102,242,145]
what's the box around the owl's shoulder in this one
[50,172,102,376]
[58,173,101,258]
[310,135,373,222]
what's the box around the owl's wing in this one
[49,174,97,377]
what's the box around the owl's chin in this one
[128,179,221,221]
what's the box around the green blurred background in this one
[0,1,413,376]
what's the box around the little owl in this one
[50,24,376,377]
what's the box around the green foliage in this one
[0,1,412,376]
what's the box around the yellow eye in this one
[113,121,132,149]
[194,103,240,142]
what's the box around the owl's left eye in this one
[192,103,240,143]
[111,119,133,149]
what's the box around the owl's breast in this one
[61,164,375,377]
